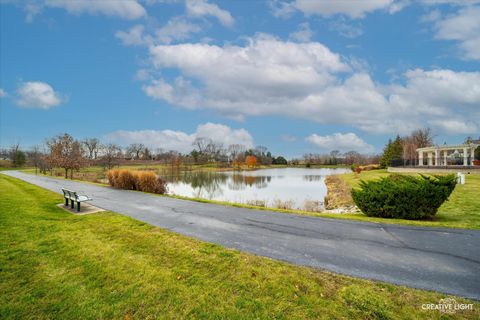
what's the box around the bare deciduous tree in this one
[126,143,145,160]
[411,128,434,148]
[82,138,100,159]
[99,143,122,169]
[10,142,26,167]
[330,150,340,164]
[205,141,224,161]
[28,145,43,174]
[228,144,246,162]
[344,151,362,165]
[402,128,434,164]
[193,137,210,153]
[142,147,153,160]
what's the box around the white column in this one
[444,150,448,166]
[418,151,423,166]
[434,149,439,166]
[471,148,475,165]
[428,152,433,166]
[463,147,468,166]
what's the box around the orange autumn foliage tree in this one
[245,155,257,168]
[46,133,87,179]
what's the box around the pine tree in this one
[380,139,393,168]
[380,136,404,168]
[391,135,404,165]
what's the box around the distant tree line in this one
[0,133,290,178]
[3,129,478,176]
[301,150,380,166]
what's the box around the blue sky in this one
[0,0,479,158]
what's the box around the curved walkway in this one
[3,171,480,300]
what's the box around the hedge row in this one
[107,169,167,194]
[351,174,456,220]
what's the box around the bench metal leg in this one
[65,198,69,206]
[71,200,74,209]
[77,202,81,212]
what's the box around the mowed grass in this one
[1,175,479,319]
[335,170,480,230]
[20,166,480,230]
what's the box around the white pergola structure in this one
[417,143,479,166]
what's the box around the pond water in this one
[163,168,351,211]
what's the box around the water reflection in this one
[164,167,351,210]
[302,175,324,182]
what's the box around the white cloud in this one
[24,2,43,23]
[106,129,193,152]
[141,35,480,135]
[106,123,254,152]
[420,9,442,23]
[143,77,201,108]
[271,0,410,19]
[429,119,480,135]
[421,0,480,5]
[16,81,64,109]
[289,22,314,42]
[432,6,480,60]
[388,0,411,13]
[195,123,254,148]
[291,0,402,19]
[390,68,480,108]
[135,69,151,81]
[306,133,375,153]
[116,18,201,47]
[186,0,234,26]
[329,19,363,38]
[116,25,152,46]
[0,88,6,97]
[147,34,349,93]
[269,0,297,18]
[43,0,146,20]
[155,17,202,43]
[383,68,480,134]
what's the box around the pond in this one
[163,167,351,211]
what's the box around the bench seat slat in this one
[61,188,92,205]
[76,195,91,202]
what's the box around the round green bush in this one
[351,174,456,220]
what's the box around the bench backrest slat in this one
[61,189,77,199]
[61,188,89,202]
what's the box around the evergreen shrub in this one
[351,174,456,219]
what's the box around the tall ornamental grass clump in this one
[351,174,456,220]
[107,169,167,194]
[136,171,167,194]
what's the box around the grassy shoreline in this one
[1,174,478,319]
[16,167,480,230]
[332,170,480,229]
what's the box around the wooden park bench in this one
[61,188,92,212]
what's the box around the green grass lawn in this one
[1,174,478,319]
[335,170,480,230]
[20,165,480,230]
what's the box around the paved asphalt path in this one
[3,171,480,300]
